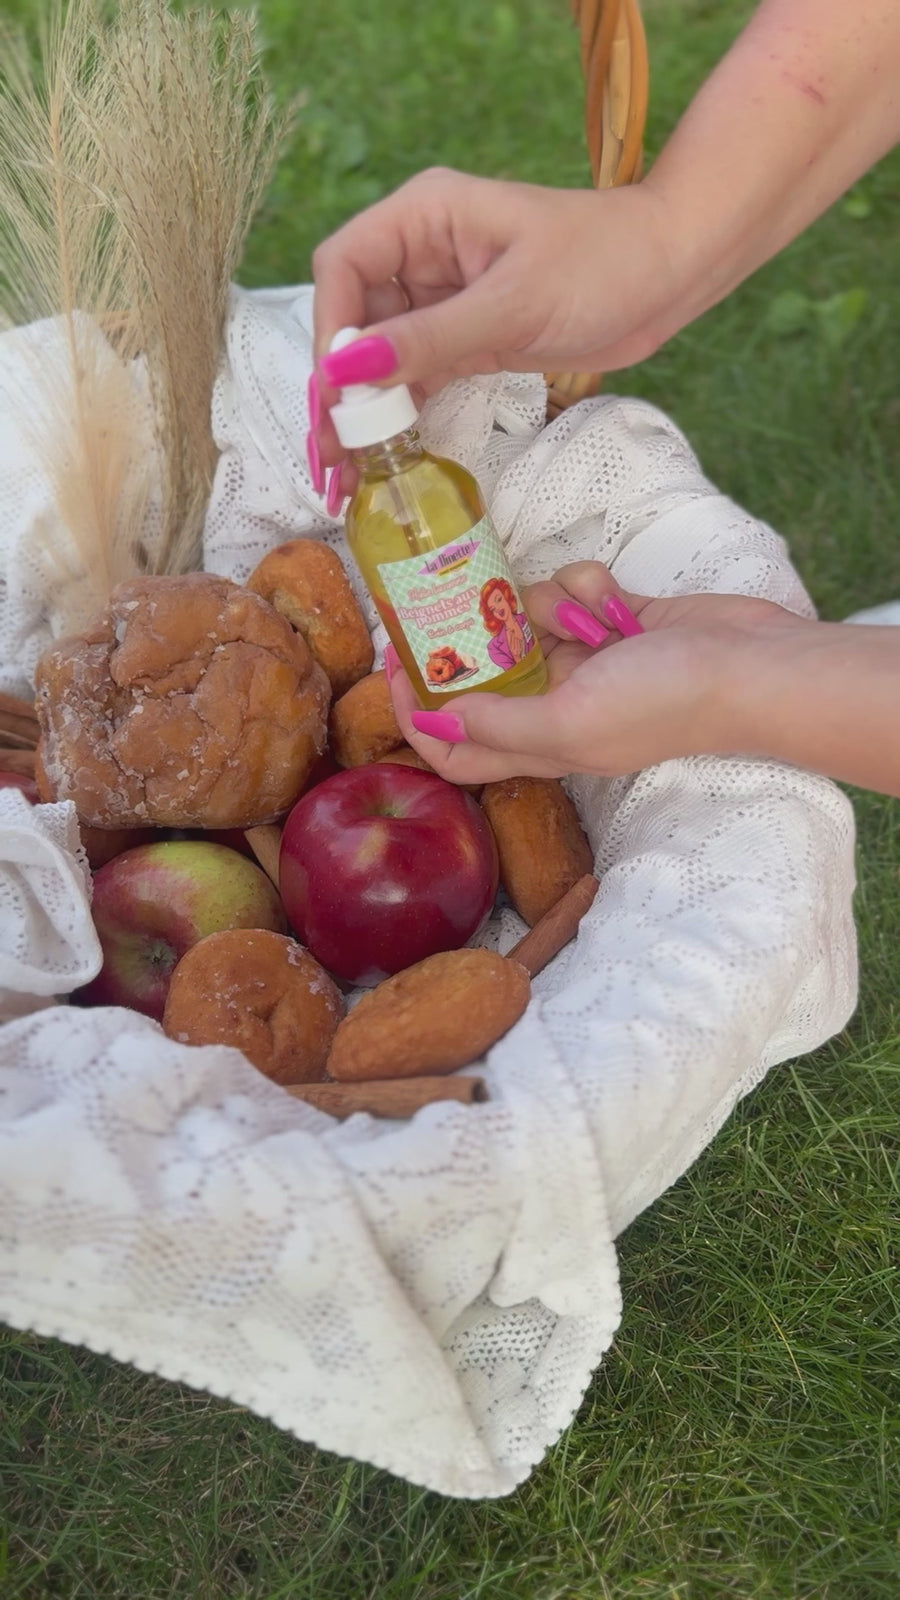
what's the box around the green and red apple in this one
[74,839,287,1021]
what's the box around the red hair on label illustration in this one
[479,576,518,635]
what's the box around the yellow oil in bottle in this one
[344,427,548,710]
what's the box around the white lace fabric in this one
[0,287,858,1497]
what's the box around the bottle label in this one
[377,517,537,692]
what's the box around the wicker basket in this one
[545,0,648,418]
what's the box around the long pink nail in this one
[553,600,610,648]
[410,710,467,744]
[319,335,398,387]
[325,465,344,517]
[600,595,644,637]
[306,430,324,495]
[383,643,399,683]
[306,371,321,429]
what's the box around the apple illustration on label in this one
[74,839,288,1021]
[279,764,499,986]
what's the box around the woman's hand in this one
[308,176,678,498]
[312,176,677,396]
[387,562,806,786]
[308,0,900,503]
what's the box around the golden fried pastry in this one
[34,572,330,830]
[246,539,373,698]
[480,776,594,927]
[163,928,343,1084]
[328,947,530,1081]
[378,745,482,798]
[329,669,403,768]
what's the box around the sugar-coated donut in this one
[246,539,373,698]
[327,947,530,1081]
[163,928,343,1084]
[480,776,594,927]
[34,572,330,830]
[329,669,403,768]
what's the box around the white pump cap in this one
[327,326,418,449]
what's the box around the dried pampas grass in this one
[0,0,291,627]
[0,3,150,616]
[89,0,291,576]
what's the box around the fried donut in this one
[246,539,373,698]
[329,669,403,768]
[34,572,330,830]
[327,947,530,1081]
[163,928,343,1084]
[480,776,594,927]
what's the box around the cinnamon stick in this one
[243,823,282,888]
[0,691,38,724]
[0,747,37,778]
[0,725,37,750]
[508,873,599,977]
[284,1074,487,1118]
[0,693,39,747]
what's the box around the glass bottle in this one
[329,328,548,710]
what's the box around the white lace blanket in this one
[0,287,857,1498]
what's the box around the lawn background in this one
[1,1,898,1596]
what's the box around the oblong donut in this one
[480,776,594,927]
[328,947,530,1081]
[163,928,343,1084]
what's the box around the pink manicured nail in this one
[600,595,644,637]
[383,643,399,683]
[325,465,344,517]
[553,600,610,648]
[319,335,398,387]
[306,371,321,430]
[410,710,467,744]
[306,430,324,495]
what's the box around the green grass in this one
[2,0,899,1595]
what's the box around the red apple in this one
[0,769,39,806]
[74,839,288,1021]
[279,764,499,986]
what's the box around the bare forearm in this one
[644,0,900,336]
[733,621,900,796]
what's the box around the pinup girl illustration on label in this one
[479,577,535,671]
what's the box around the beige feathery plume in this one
[0,3,151,621]
[89,0,291,576]
[0,0,291,627]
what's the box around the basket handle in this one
[544,0,649,417]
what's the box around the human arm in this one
[635,0,900,353]
[388,565,900,798]
[727,616,900,796]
